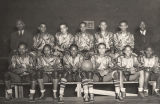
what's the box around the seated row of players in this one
[5,41,160,102]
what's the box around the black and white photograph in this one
[0,0,160,104]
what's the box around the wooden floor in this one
[0,96,160,104]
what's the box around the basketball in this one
[81,60,93,71]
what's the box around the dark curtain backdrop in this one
[0,0,160,79]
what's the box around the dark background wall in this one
[0,0,160,79]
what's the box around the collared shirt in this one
[18,30,24,36]
[140,55,159,68]
[33,32,55,51]
[95,31,113,49]
[36,54,62,71]
[75,32,94,51]
[140,30,147,36]
[91,54,113,71]
[10,53,34,72]
[55,32,74,50]
[114,31,134,51]
[63,54,84,71]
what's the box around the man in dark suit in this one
[134,21,152,55]
[10,20,33,52]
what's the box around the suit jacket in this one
[10,30,33,51]
[134,29,152,52]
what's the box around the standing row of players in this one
[6,20,158,102]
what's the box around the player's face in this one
[99,22,107,31]
[124,47,132,56]
[70,46,78,57]
[98,44,106,55]
[119,22,128,31]
[43,46,51,56]
[60,25,68,34]
[16,20,25,30]
[18,44,27,55]
[146,48,153,57]
[139,21,146,30]
[39,24,46,33]
[80,23,86,32]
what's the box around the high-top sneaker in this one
[53,91,57,99]
[143,89,148,97]
[58,95,64,103]
[5,89,13,101]
[90,94,94,102]
[38,90,46,100]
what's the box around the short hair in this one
[39,23,47,27]
[123,45,132,51]
[60,23,68,28]
[42,44,52,54]
[119,20,128,25]
[145,46,153,51]
[69,44,78,50]
[80,22,87,26]
[99,20,107,24]
[18,42,28,49]
[16,19,25,25]
[97,43,106,49]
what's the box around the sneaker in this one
[29,93,35,101]
[138,91,145,98]
[90,94,94,102]
[53,92,57,99]
[5,93,13,101]
[153,91,160,97]
[84,96,89,102]
[58,97,64,103]
[121,92,126,98]
[38,92,46,100]
[115,93,123,101]
[143,91,148,97]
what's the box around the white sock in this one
[138,88,144,92]
[40,89,45,93]
[155,89,159,92]
[53,90,57,93]
[121,88,126,92]
[30,89,35,94]
[7,89,12,94]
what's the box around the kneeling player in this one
[139,46,160,96]
[91,43,122,100]
[4,42,36,100]
[59,44,84,102]
[117,45,144,98]
[36,44,62,100]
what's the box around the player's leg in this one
[29,71,37,101]
[52,70,59,99]
[129,70,144,98]
[37,70,45,99]
[59,70,69,102]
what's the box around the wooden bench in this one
[0,81,156,98]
